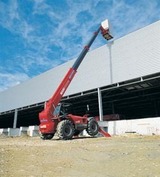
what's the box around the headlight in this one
[40,125,46,129]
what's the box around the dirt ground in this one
[0,134,160,177]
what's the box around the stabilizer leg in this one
[99,127,111,137]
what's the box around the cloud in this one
[0,0,34,40]
[0,71,30,92]
[106,0,160,38]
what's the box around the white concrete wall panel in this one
[0,20,160,112]
[108,118,160,135]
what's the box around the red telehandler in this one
[39,19,113,140]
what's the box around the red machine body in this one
[39,21,113,140]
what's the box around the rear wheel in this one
[57,120,75,140]
[87,119,99,136]
[40,133,54,140]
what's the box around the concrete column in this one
[13,109,18,128]
[112,102,116,135]
[98,88,103,121]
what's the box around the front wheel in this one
[57,120,75,140]
[87,119,99,136]
[40,133,54,140]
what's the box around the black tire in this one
[40,134,54,140]
[57,120,75,140]
[87,119,99,136]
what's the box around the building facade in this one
[0,20,160,128]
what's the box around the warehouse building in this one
[0,20,160,133]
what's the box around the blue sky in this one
[0,0,160,92]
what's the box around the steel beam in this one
[13,109,18,128]
[98,88,103,121]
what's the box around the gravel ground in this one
[0,134,160,177]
